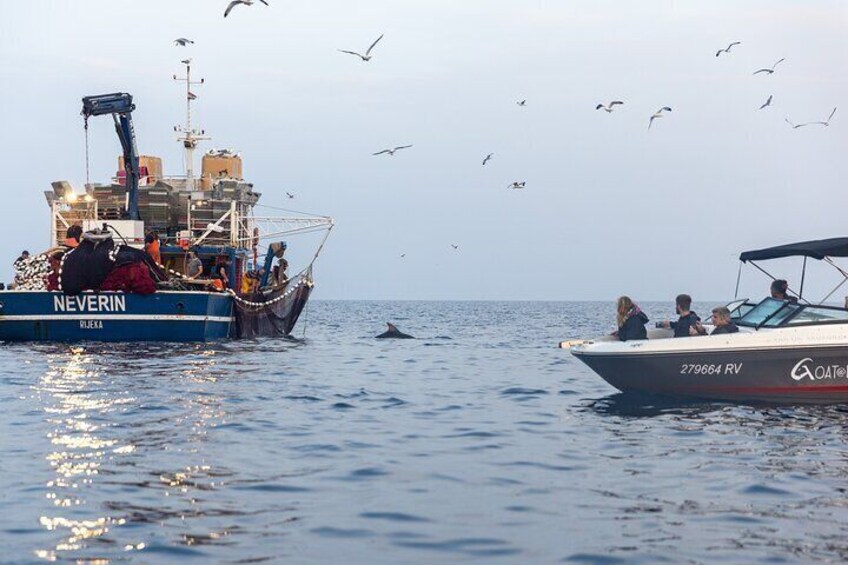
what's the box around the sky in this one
[0,1,846,301]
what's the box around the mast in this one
[173,60,209,191]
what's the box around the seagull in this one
[596,101,624,113]
[174,38,194,47]
[508,181,526,189]
[482,153,494,166]
[517,100,527,107]
[338,34,384,62]
[451,244,459,250]
[812,107,838,126]
[715,41,741,57]
[759,95,773,110]
[286,192,295,199]
[753,58,785,75]
[400,253,406,258]
[648,106,672,129]
[373,145,412,156]
[786,108,837,129]
[224,0,269,18]
[181,58,192,65]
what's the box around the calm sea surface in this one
[1,301,847,564]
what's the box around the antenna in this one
[173,59,209,192]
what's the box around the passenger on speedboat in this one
[770,279,798,304]
[691,306,739,336]
[659,293,701,337]
[613,296,649,341]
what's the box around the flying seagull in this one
[517,100,527,107]
[224,0,269,18]
[174,38,194,47]
[482,153,494,166]
[338,34,384,62]
[753,58,785,75]
[785,108,837,129]
[715,41,741,57]
[596,101,624,113]
[451,244,459,250]
[286,192,295,199]
[814,107,838,126]
[373,145,413,156]
[508,181,526,189]
[759,95,773,110]
[648,106,672,129]
[400,253,406,258]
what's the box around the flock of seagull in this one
[172,19,838,257]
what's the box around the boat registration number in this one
[680,363,742,375]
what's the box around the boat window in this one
[786,306,848,325]
[737,298,793,327]
[725,299,755,321]
[761,303,799,327]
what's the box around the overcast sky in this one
[0,1,846,301]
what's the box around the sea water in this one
[1,301,847,563]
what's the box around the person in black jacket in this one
[691,306,739,336]
[770,279,798,304]
[660,294,701,337]
[613,296,649,341]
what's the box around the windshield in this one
[786,306,848,325]
[737,297,800,328]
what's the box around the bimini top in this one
[740,237,848,262]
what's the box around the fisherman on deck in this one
[185,251,203,279]
[144,232,161,265]
[64,225,82,248]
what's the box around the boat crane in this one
[81,92,141,221]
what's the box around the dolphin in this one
[375,322,415,339]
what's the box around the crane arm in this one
[81,92,141,221]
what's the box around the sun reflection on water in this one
[31,345,229,561]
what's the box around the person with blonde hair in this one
[613,296,649,341]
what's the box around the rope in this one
[84,116,91,189]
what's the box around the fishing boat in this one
[0,61,333,342]
[567,238,848,404]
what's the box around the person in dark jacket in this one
[660,294,701,337]
[770,279,798,304]
[691,306,739,336]
[613,296,649,341]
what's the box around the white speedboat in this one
[567,238,848,404]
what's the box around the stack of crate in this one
[137,182,172,230]
[92,183,127,220]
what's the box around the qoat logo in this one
[791,357,848,381]
[791,358,814,381]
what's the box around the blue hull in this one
[0,291,234,342]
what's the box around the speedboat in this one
[567,237,848,404]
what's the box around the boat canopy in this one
[740,237,848,262]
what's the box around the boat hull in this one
[571,328,848,404]
[0,291,234,342]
